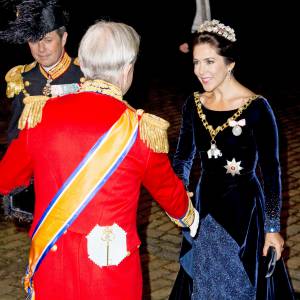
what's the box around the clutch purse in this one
[261,246,296,300]
[265,246,277,278]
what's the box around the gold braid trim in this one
[5,62,36,98]
[18,96,49,130]
[137,109,170,153]
[73,57,80,66]
[167,197,195,227]
[79,79,123,101]
[39,52,71,80]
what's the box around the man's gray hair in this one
[78,20,140,85]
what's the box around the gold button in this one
[51,244,58,252]
[24,81,30,87]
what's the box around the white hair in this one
[78,20,140,85]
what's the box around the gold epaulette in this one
[5,61,36,98]
[137,109,170,153]
[18,95,49,130]
[24,61,37,72]
[73,57,80,66]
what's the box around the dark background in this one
[0,0,298,102]
[0,3,299,297]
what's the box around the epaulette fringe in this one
[137,109,170,153]
[18,96,49,130]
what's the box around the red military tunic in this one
[0,91,190,299]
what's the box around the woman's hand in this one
[263,232,284,260]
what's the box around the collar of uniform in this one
[39,51,72,80]
[79,79,123,101]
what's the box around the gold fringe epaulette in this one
[137,109,170,153]
[18,95,49,130]
[5,61,36,98]
[73,57,80,66]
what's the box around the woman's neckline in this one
[199,95,259,112]
[201,103,236,113]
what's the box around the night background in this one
[0,0,299,299]
[0,0,298,101]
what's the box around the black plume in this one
[0,0,68,44]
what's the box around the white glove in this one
[189,208,199,238]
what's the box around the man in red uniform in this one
[0,20,199,300]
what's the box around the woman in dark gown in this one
[169,20,293,299]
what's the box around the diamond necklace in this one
[194,92,259,159]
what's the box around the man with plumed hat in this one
[0,0,84,222]
[0,0,84,142]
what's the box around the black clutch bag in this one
[261,246,296,300]
[265,246,277,278]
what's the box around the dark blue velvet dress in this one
[170,94,283,299]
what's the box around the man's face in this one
[28,30,68,67]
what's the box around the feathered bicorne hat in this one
[0,0,68,44]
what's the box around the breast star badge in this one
[224,158,243,176]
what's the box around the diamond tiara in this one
[197,19,236,42]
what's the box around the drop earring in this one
[228,69,232,80]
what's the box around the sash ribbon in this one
[24,108,138,299]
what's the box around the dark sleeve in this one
[173,97,197,188]
[254,98,282,232]
[7,93,24,143]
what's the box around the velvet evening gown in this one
[169,93,295,300]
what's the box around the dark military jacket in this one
[6,52,83,143]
